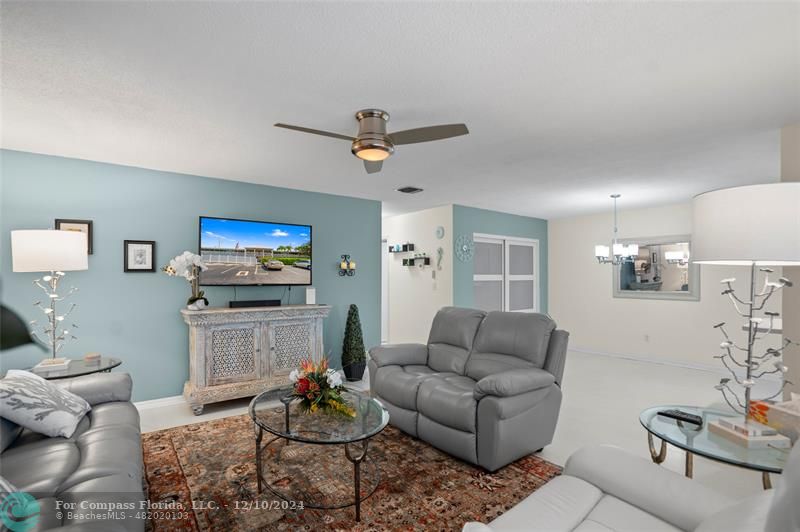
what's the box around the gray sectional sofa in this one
[369,307,569,471]
[464,442,800,531]
[0,372,145,531]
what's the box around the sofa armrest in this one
[474,368,554,399]
[369,343,428,368]
[544,329,569,385]
[565,445,734,531]
[55,373,133,405]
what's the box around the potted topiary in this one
[342,304,367,381]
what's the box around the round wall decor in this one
[455,234,475,262]
[435,225,445,240]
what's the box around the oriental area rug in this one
[142,414,561,531]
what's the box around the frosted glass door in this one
[473,238,504,312]
[473,236,539,313]
[506,241,537,312]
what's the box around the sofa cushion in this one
[402,365,442,377]
[60,427,144,491]
[428,343,472,374]
[374,366,427,411]
[0,370,91,438]
[696,490,774,532]
[581,494,682,532]
[489,474,602,531]
[417,375,478,433]
[0,439,80,495]
[470,312,556,369]
[86,402,141,432]
[465,352,537,382]
[427,307,486,374]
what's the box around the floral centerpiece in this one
[162,251,209,309]
[289,358,355,417]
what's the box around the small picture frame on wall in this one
[124,240,156,272]
[55,219,93,254]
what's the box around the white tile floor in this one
[137,352,767,501]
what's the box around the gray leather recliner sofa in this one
[368,307,569,471]
[0,372,145,532]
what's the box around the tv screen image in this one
[198,216,312,286]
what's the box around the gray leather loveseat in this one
[369,307,569,471]
[0,372,145,531]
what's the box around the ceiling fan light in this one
[351,137,394,161]
[355,148,391,161]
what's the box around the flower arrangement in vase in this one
[162,251,209,309]
[289,358,355,417]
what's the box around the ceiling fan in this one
[274,109,469,174]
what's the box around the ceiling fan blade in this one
[364,160,383,174]
[274,123,355,141]
[388,124,469,145]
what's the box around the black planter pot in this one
[343,361,366,382]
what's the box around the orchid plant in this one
[162,251,209,307]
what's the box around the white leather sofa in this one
[463,443,799,532]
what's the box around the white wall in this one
[549,203,782,367]
[781,124,799,397]
[383,205,454,343]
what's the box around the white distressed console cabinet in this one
[180,304,331,414]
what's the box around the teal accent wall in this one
[452,204,548,312]
[0,150,381,401]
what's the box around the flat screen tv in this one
[198,216,312,286]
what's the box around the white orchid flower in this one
[326,371,343,388]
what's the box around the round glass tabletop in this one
[640,405,789,474]
[29,356,122,380]
[249,385,389,445]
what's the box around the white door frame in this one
[381,237,389,343]
[473,233,540,313]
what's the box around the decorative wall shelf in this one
[388,243,415,253]
[402,256,431,267]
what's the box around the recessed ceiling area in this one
[1,2,798,219]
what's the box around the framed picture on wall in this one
[55,219,93,254]
[124,240,156,272]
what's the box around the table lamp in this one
[692,182,800,434]
[11,230,88,363]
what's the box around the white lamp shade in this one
[594,245,610,258]
[11,230,89,272]
[692,183,800,265]
[625,244,639,257]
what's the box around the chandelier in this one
[594,194,638,265]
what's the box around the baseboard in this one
[570,346,781,383]
[134,395,186,411]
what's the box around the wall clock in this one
[455,235,475,262]
[435,226,445,240]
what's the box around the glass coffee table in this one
[249,386,389,521]
[29,356,121,380]
[640,405,789,490]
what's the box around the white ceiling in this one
[2,2,798,219]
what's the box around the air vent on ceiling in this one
[396,186,424,194]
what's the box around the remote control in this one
[657,409,703,427]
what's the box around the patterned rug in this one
[142,414,561,531]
